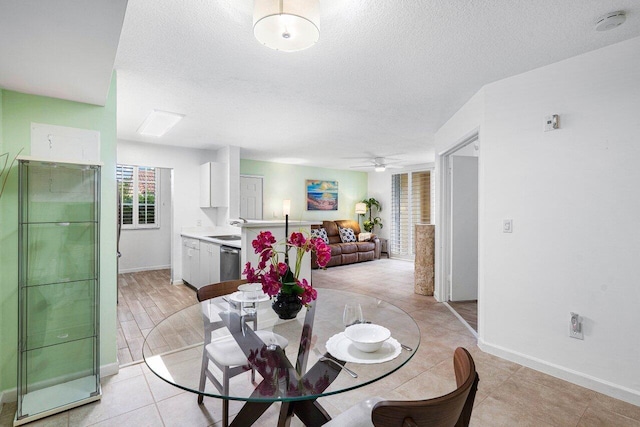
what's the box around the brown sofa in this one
[311,220,381,268]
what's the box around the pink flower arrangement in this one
[243,230,331,305]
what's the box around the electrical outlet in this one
[196,220,202,227]
[569,312,584,340]
[503,219,513,233]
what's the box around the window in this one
[390,170,431,258]
[117,164,159,229]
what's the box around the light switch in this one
[503,219,513,233]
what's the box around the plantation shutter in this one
[116,164,159,228]
[137,167,156,225]
[117,165,134,225]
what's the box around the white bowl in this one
[344,324,391,353]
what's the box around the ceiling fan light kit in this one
[253,0,320,52]
[349,156,403,172]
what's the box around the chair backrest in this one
[371,347,479,427]
[197,279,248,302]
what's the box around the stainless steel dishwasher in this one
[220,245,241,281]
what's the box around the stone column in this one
[414,224,435,296]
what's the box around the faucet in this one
[230,217,248,226]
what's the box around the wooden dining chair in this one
[196,279,289,427]
[324,347,479,427]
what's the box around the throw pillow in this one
[339,227,357,243]
[310,227,330,244]
[358,232,372,242]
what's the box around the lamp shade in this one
[253,0,320,52]
[283,199,291,216]
[355,202,367,214]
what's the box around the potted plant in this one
[360,197,383,233]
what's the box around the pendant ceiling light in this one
[253,0,320,52]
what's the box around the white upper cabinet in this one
[200,162,228,208]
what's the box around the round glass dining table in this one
[142,288,420,426]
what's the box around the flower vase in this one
[272,291,303,320]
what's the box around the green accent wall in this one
[0,76,118,393]
[240,160,368,221]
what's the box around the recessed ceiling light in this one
[271,157,308,165]
[137,110,184,137]
[595,11,626,32]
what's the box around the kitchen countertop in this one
[229,220,320,228]
[181,230,241,249]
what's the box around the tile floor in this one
[2,259,639,426]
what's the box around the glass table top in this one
[142,288,420,403]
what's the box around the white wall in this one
[435,36,640,404]
[118,167,172,273]
[117,140,222,282]
[215,145,240,224]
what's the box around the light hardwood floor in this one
[1,259,639,426]
[116,269,198,364]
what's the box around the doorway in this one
[240,175,263,220]
[117,166,174,276]
[440,135,479,332]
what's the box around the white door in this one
[450,155,478,301]
[240,176,263,220]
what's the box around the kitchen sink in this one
[206,235,241,241]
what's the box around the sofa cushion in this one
[341,252,358,264]
[358,251,375,262]
[330,245,342,256]
[335,220,362,235]
[310,227,329,244]
[355,241,375,252]
[339,227,357,243]
[338,243,357,254]
[322,221,342,244]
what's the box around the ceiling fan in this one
[349,156,403,172]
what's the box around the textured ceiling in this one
[3,1,638,170]
[0,0,127,106]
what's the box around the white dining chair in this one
[196,280,288,427]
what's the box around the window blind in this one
[390,170,431,257]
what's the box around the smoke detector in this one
[595,11,626,31]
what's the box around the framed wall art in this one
[306,180,338,211]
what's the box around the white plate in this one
[325,332,401,364]
[228,291,270,303]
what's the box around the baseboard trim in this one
[100,361,119,378]
[479,340,640,406]
[172,279,184,285]
[0,362,120,404]
[443,302,478,338]
[118,265,170,274]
